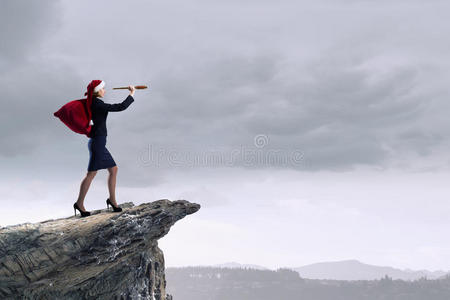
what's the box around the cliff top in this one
[0,199,200,299]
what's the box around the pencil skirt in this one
[87,135,117,171]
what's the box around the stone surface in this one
[0,199,200,300]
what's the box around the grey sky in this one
[1,0,450,271]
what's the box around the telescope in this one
[113,85,148,90]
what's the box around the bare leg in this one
[107,166,119,206]
[76,171,97,211]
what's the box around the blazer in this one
[90,95,134,137]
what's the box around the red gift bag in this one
[54,80,105,138]
[54,98,92,137]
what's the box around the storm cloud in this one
[2,0,450,176]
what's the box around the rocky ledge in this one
[0,199,200,300]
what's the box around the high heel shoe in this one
[73,202,91,217]
[106,198,123,212]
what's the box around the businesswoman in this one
[73,80,135,217]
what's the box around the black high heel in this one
[106,198,123,212]
[73,202,91,217]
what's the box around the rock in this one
[0,199,200,300]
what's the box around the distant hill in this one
[166,266,450,300]
[294,259,446,281]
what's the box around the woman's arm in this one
[96,96,134,112]
[96,85,136,112]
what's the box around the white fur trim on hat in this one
[93,81,105,92]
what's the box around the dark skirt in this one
[87,135,117,171]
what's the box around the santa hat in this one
[84,80,105,96]
[84,80,105,125]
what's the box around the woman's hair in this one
[93,91,100,97]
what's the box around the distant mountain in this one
[293,259,446,281]
[213,261,269,270]
[166,266,450,300]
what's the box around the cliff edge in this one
[0,199,200,300]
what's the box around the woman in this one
[73,80,135,217]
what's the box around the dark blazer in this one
[90,95,134,137]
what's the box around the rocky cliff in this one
[0,199,200,300]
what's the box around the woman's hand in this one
[128,85,136,96]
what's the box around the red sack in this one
[54,80,103,138]
[53,98,92,137]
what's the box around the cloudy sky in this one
[2,0,450,272]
